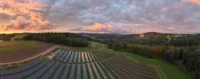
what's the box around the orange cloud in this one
[0,0,54,32]
[87,23,113,33]
[15,16,24,29]
[107,24,113,32]
[182,0,200,6]
[160,8,168,12]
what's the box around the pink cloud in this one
[87,23,113,33]
[0,0,55,32]
[182,0,200,6]
[167,27,176,31]
[184,18,192,23]
[160,8,168,12]
[69,23,130,33]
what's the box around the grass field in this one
[0,41,41,53]
[0,41,53,63]
[74,42,194,79]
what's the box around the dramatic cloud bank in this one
[1,0,200,34]
[70,23,129,34]
[0,0,55,32]
[87,23,113,33]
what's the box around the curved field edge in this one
[0,41,54,63]
[74,42,195,79]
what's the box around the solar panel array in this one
[0,49,160,79]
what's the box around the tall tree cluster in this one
[108,41,165,58]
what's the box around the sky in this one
[0,0,200,34]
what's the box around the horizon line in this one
[0,31,198,35]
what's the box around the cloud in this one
[70,22,129,34]
[53,0,200,33]
[184,18,192,23]
[1,0,200,34]
[160,8,168,12]
[182,0,200,6]
[87,8,100,14]
[0,0,56,32]
[87,23,113,32]
[167,27,176,31]
[1,18,54,31]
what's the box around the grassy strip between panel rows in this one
[74,42,195,79]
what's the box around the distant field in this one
[0,41,53,63]
[75,42,195,79]
[0,41,40,53]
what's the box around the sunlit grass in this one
[73,42,95,52]
[0,41,41,53]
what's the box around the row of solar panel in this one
[54,50,116,64]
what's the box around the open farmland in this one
[0,49,160,79]
[0,41,53,63]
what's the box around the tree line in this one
[22,33,90,47]
[0,33,90,47]
[0,34,16,41]
[100,32,199,46]
[108,41,165,58]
